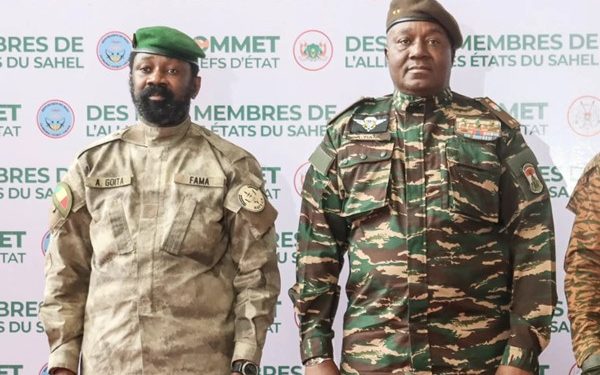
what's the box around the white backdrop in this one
[1,1,599,374]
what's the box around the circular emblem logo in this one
[293,30,333,71]
[97,31,132,70]
[37,100,75,138]
[293,161,311,196]
[41,230,51,256]
[568,95,600,137]
[569,363,582,375]
[194,36,210,52]
[238,185,266,212]
[39,363,49,375]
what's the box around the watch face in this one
[242,362,258,375]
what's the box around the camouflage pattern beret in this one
[386,0,463,49]
[132,26,205,65]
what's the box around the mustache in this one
[139,85,174,102]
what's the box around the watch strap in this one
[232,360,258,375]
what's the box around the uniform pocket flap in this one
[339,142,393,169]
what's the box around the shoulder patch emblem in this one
[523,163,544,194]
[52,182,73,218]
[238,185,266,213]
[477,97,520,129]
[455,117,501,141]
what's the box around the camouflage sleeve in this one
[224,156,280,365]
[288,124,347,363]
[564,161,600,368]
[39,159,92,373]
[497,128,557,372]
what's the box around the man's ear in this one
[192,76,201,99]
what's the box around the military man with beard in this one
[40,26,280,375]
[290,0,556,374]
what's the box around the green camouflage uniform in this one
[565,152,600,374]
[290,89,556,374]
[40,118,280,374]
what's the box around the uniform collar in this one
[123,117,191,146]
[392,88,453,111]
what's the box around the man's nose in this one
[409,40,429,58]
[147,69,166,84]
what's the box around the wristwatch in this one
[232,360,259,375]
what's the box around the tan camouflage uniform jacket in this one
[290,90,556,374]
[40,118,280,374]
[565,152,600,374]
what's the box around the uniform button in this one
[380,151,387,158]
[341,159,349,165]
[359,154,367,160]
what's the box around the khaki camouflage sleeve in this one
[497,129,557,372]
[288,126,347,363]
[564,165,600,368]
[224,156,280,365]
[39,160,92,373]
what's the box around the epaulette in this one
[194,124,251,164]
[327,97,375,125]
[583,152,600,175]
[476,97,520,129]
[76,129,125,158]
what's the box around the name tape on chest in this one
[455,117,501,141]
[174,174,225,187]
[86,176,132,188]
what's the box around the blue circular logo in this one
[37,100,75,138]
[41,230,51,256]
[97,31,132,70]
[39,364,49,375]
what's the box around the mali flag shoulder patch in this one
[52,182,73,218]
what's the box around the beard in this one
[130,78,195,127]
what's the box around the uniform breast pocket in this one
[86,178,135,271]
[161,178,226,271]
[446,138,501,223]
[338,142,393,218]
[90,196,135,272]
